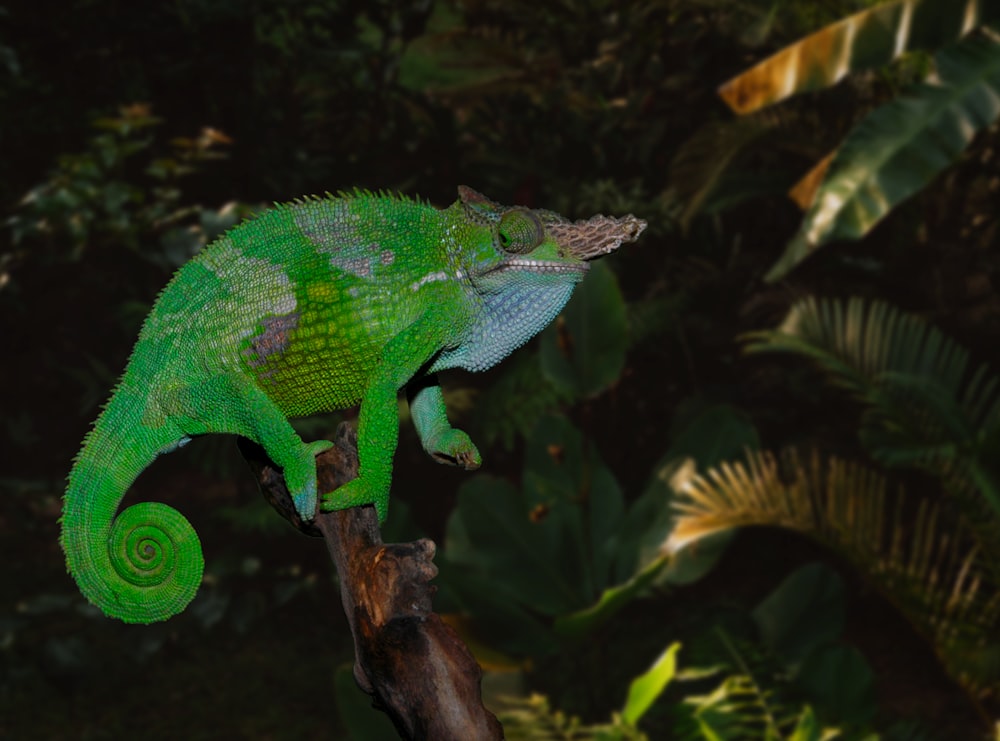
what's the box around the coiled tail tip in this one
[64,501,205,624]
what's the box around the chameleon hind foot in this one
[321,478,388,522]
[284,439,336,520]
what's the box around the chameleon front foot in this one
[426,428,482,471]
[321,478,389,522]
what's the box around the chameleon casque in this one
[61,186,646,624]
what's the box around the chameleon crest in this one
[61,186,646,623]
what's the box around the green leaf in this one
[540,260,628,398]
[447,474,581,615]
[523,415,626,596]
[668,399,761,470]
[474,351,573,450]
[685,673,792,740]
[621,642,681,726]
[752,563,845,667]
[589,450,628,590]
[785,706,822,741]
[554,553,669,640]
[435,560,554,655]
[625,402,759,586]
[612,457,679,583]
[442,415,690,649]
[719,0,1000,114]
[767,35,1000,281]
[442,416,630,634]
[796,645,875,726]
[554,402,761,638]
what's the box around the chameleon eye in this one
[497,209,544,254]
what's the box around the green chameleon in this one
[61,186,646,624]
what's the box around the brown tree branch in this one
[238,424,503,740]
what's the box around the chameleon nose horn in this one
[548,213,647,260]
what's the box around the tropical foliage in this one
[2,0,999,737]
[718,0,1000,279]
[746,297,1000,528]
[669,447,1000,694]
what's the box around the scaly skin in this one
[61,187,646,623]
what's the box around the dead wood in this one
[238,424,503,740]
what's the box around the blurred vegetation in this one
[3,0,1000,738]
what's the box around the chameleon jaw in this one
[484,258,589,277]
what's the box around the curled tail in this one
[61,386,204,624]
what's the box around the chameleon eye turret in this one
[497,209,544,254]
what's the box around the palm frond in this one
[680,630,813,741]
[745,296,1000,522]
[668,448,1000,695]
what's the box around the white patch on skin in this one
[206,241,298,317]
[410,270,451,291]
[329,254,372,278]
[152,238,299,355]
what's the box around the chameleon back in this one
[139,194,460,418]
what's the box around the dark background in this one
[1,1,998,737]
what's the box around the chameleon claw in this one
[428,429,482,471]
[456,449,482,470]
[432,448,481,470]
[291,477,319,521]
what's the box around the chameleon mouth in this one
[486,258,589,276]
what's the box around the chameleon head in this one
[455,185,647,278]
[438,186,647,373]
